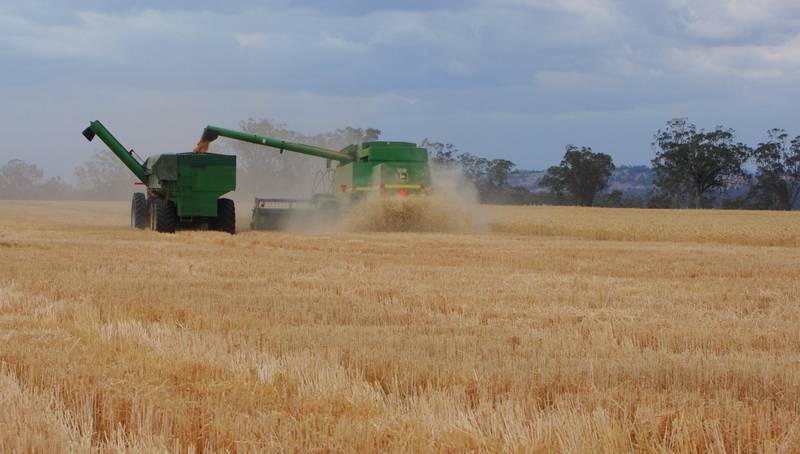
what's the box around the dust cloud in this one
[338,165,487,234]
[235,164,486,234]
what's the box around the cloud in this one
[318,31,370,52]
[0,9,173,59]
[666,39,800,79]
[4,1,797,87]
[665,0,800,43]
[234,33,269,49]
[1,0,800,174]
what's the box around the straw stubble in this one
[0,200,798,452]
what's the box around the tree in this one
[74,151,133,200]
[0,159,44,199]
[651,118,750,208]
[39,177,74,200]
[420,140,459,167]
[749,129,800,210]
[486,159,515,189]
[539,145,615,206]
[420,139,523,203]
[456,153,490,188]
[597,190,623,207]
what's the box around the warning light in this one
[399,189,407,198]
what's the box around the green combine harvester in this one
[81,120,433,233]
[82,121,237,233]
[194,125,432,230]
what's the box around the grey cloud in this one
[0,0,799,175]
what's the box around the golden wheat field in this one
[0,200,799,452]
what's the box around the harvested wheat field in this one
[0,200,799,452]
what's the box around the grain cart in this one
[194,125,431,230]
[82,121,237,233]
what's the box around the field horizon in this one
[1,200,798,452]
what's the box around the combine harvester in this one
[82,121,237,233]
[194,125,432,230]
[80,120,433,233]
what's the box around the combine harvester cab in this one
[82,121,237,234]
[195,125,432,230]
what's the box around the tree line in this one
[1,117,798,210]
[424,118,800,210]
[0,151,136,200]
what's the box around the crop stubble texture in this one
[0,201,798,452]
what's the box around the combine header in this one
[82,121,237,233]
[195,125,432,230]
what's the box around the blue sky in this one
[1,0,799,176]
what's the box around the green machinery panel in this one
[83,121,236,221]
[146,153,236,217]
[347,141,428,163]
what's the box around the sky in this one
[1,0,799,177]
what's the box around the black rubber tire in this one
[130,193,148,229]
[153,198,178,233]
[214,198,236,234]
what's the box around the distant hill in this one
[606,165,653,196]
[509,165,653,196]
[507,169,547,193]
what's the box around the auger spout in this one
[195,125,355,163]
[82,120,148,183]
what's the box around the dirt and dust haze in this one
[238,163,487,234]
[338,165,486,233]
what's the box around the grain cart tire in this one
[214,198,236,234]
[130,193,148,229]
[153,199,178,233]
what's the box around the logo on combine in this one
[397,168,408,180]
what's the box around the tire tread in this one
[215,198,236,234]
[131,193,148,229]
[154,199,177,233]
